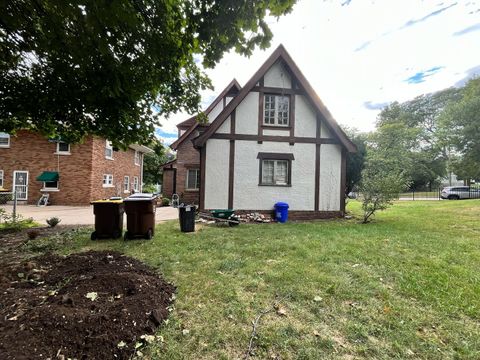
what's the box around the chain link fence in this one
[0,191,18,224]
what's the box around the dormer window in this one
[264,95,290,126]
[0,133,10,148]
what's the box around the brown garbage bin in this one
[90,199,124,240]
[123,193,157,240]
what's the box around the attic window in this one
[264,95,290,126]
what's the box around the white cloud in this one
[157,0,480,137]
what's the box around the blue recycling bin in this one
[274,202,289,223]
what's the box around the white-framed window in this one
[186,169,200,190]
[261,160,289,186]
[42,180,59,191]
[0,170,4,188]
[133,176,139,192]
[56,142,70,154]
[105,140,113,159]
[0,133,10,148]
[103,174,113,187]
[264,95,290,126]
[134,151,141,166]
[124,176,130,193]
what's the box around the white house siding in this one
[216,116,231,134]
[235,92,259,135]
[319,144,341,211]
[208,101,224,123]
[263,129,290,136]
[264,61,292,88]
[204,139,230,209]
[321,123,332,138]
[294,95,317,137]
[233,141,315,211]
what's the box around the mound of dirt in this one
[0,251,175,359]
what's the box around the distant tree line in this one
[345,77,480,222]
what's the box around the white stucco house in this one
[169,45,356,220]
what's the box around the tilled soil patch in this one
[0,250,175,359]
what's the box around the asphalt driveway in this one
[0,205,178,226]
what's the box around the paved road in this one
[0,205,178,226]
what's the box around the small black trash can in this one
[179,204,196,232]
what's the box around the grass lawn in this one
[43,200,479,359]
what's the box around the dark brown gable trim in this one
[314,113,321,211]
[257,90,264,144]
[289,94,296,145]
[340,148,346,214]
[252,86,303,95]
[257,152,295,160]
[184,163,200,169]
[199,145,206,210]
[228,110,236,209]
[210,133,338,145]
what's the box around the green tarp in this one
[36,171,59,182]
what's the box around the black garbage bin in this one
[90,199,124,240]
[123,193,157,240]
[179,204,196,232]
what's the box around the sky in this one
[156,0,480,145]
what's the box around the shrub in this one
[162,197,170,206]
[27,229,40,240]
[46,217,61,228]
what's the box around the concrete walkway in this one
[0,205,178,226]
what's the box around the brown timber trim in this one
[258,91,264,143]
[261,125,291,130]
[257,152,295,160]
[210,133,338,144]
[315,113,321,211]
[228,110,236,209]
[228,140,235,208]
[259,76,264,87]
[340,148,346,215]
[251,86,304,95]
[199,144,206,211]
[314,144,320,211]
[289,94,296,144]
[223,96,226,108]
[231,109,236,134]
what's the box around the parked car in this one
[441,186,480,200]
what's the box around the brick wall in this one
[0,131,143,205]
[90,137,142,201]
[175,135,200,205]
[162,169,175,199]
[0,130,93,205]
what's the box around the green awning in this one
[36,171,59,182]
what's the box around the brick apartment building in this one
[0,130,152,205]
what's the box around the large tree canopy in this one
[0,0,296,147]
[440,78,480,182]
[375,87,461,189]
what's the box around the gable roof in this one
[176,115,197,129]
[170,79,241,150]
[193,45,357,153]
